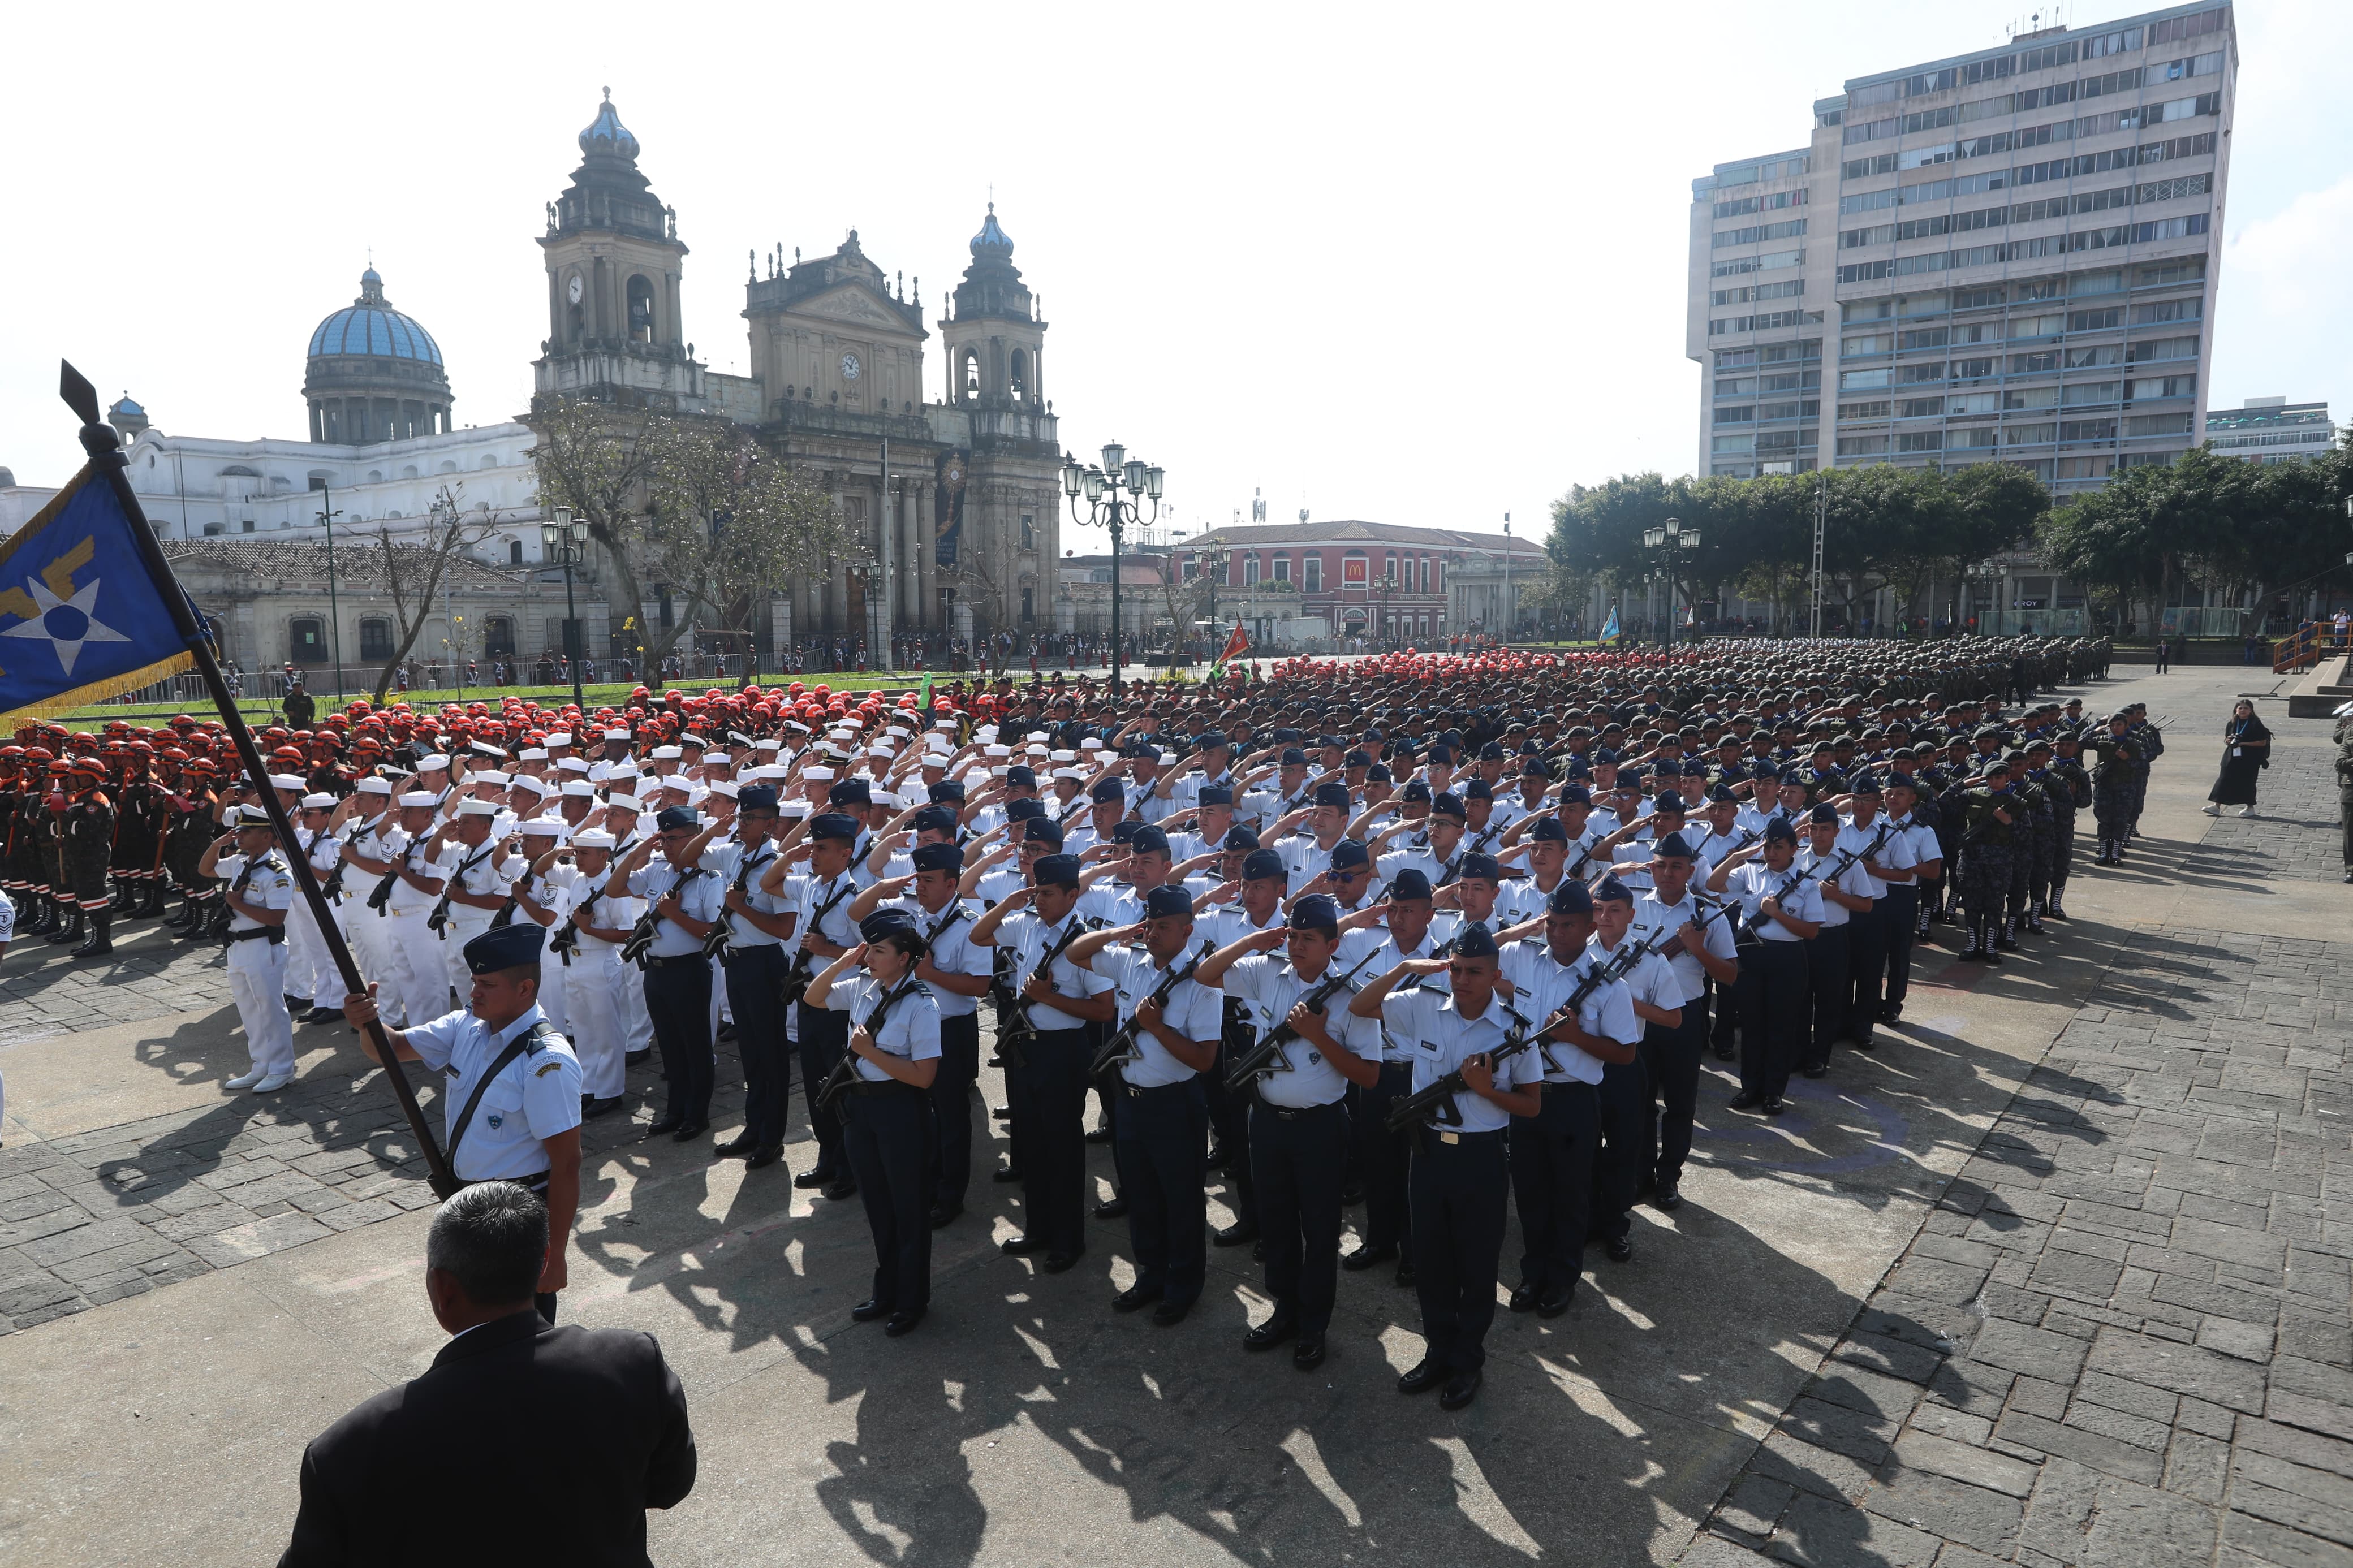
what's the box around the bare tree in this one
[528,398,662,674]
[367,485,502,703]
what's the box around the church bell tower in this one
[940,205,1044,413]
[532,89,705,412]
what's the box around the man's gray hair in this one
[426,1182,548,1305]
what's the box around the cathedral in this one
[532,89,1065,646]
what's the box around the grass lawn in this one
[51,671,947,727]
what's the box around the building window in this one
[289,616,327,664]
[508,539,524,565]
[1304,556,1322,592]
[626,274,656,342]
[1272,556,1290,583]
[960,349,981,403]
[1020,587,1034,623]
[483,617,516,658]
[1010,349,1028,403]
[359,618,393,661]
[1019,513,1035,550]
[1244,555,1261,585]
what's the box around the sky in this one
[3,0,2344,560]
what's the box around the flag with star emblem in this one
[0,459,204,726]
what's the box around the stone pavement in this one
[1683,681,2353,1568]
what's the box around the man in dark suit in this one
[278,1181,696,1566]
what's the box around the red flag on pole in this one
[1218,623,1250,665]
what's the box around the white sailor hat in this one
[268,772,308,792]
[356,777,393,796]
[300,792,338,809]
[454,798,501,818]
[804,764,835,781]
[710,780,740,799]
[985,744,1011,758]
[575,827,617,849]
[544,732,575,748]
[781,800,811,819]
[560,780,598,798]
[601,728,631,742]
[1079,737,1103,751]
[518,746,549,761]
[473,770,511,787]
[755,737,782,752]
[650,744,683,761]
[660,774,695,793]
[397,791,439,808]
[517,815,568,838]
[416,754,451,771]
[557,757,591,774]
[749,764,791,781]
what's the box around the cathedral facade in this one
[531,90,1065,649]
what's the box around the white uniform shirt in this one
[1220,953,1379,1108]
[704,839,788,950]
[403,1002,584,1180]
[794,870,866,960]
[1631,890,1736,1007]
[1726,859,1825,942]
[879,895,990,1020]
[1001,910,1114,1032]
[823,974,943,1082]
[628,859,723,956]
[382,832,440,917]
[1498,938,1616,1084]
[217,852,296,969]
[439,839,517,926]
[1379,985,1541,1133]
[1361,931,1450,1062]
[1797,843,1874,929]
[1094,942,1221,1088]
[1838,817,1915,900]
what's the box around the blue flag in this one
[0,464,201,725]
[1598,602,1622,645]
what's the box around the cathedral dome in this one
[307,267,443,366]
[970,203,1014,258]
[578,87,640,162]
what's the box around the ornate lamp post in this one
[541,507,593,711]
[1062,442,1163,692]
[1640,515,1703,654]
[316,487,346,701]
[1376,570,1400,647]
[1199,542,1230,662]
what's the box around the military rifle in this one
[1223,946,1384,1090]
[1089,938,1215,1079]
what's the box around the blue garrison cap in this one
[911,805,958,835]
[1006,797,1045,823]
[1459,852,1502,882]
[655,806,700,832]
[1223,825,1262,853]
[828,777,871,807]
[1288,893,1341,933]
[809,811,859,841]
[1313,781,1352,808]
[1548,880,1594,917]
[1653,831,1696,859]
[1144,885,1195,919]
[1131,825,1171,856]
[912,841,963,874]
[1431,792,1467,820]
[1329,839,1371,872]
[859,908,919,943]
[1199,783,1234,807]
[737,785,779,813]
[929,779,967,805]
[1023,818,1065,848]
[1090,776,1127,804]
[1451,924,1500,959]
[1387,868,1434,901]
[1033,854,1083,889]
[1006,766,1037,789]
[1401,780,1433,804]
[1241,848,1287,882]
[1558,783,1592,806]
[462,922,545,974]
[1762,818,1799,844]
[1592,875,1636,905]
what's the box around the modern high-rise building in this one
[2203,395,2335,463]
[1689,1,2234,496]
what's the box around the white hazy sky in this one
[3,0,2343,557]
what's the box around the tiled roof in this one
[1179,519,1544,556]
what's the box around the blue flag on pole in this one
[1598,602,1621,645]
[0,462,202,726]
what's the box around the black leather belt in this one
[459,1169,551,1193]
[641,952,705,968]
[227,926,286,944]
[1260,1099,1344,1120]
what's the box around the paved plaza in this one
[0,664,2346,1566]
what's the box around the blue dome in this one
[308,267,442,366]
[970,203,1014,257]
[578,87,639,161]
[109,394,145,418]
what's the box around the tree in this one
[365,485,503,703]
[641,420,850,671]
[528,398,664,671]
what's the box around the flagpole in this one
[60,361,457,1197]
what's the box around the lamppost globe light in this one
[1062,456,1083,496]
[1683,529,1701,551]
[1101,442,1125,474]
[541,520,558,551]
[553,506,574,530]
[1083,466,1106,503]
[1664,516,1680,538]
[571,519,591,545]
[1145,465,1164,501]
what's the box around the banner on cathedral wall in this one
[933,449,969,569]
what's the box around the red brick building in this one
[1170,519,1542,643]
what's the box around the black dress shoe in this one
[1711,1044,1737,1062]
[822,1177,858,1201]
[713,1134,758,1157]
[1762,1097,1788,1116]
[1205,1143,1231,1171]
[301,1006,343,1025]
[644,1115,684,1138]
[745,1146,783,1170]
[1800,1063,1828,1079]
[1440,1370,1484,1411]
[992,1104,1013,1121]
[1112,1284,1161,1313]
[1728,1090,1762,1112]
[1000,1233,1047,1256]
[581,1096,625,1119]
[1243,1317,1296,1352]
[1605,1236,1633,1264]
[992,1165,1025,1183]
[851,1298,893,1322]
[1398,1358,1445,1396]
[1341,1243,1398,1273]
[1340,1183,1364,1207]
[1508,1281,1540,1313]
[794,1169,830,1190]
[1092,1197,1130,1220]
[1084,1122,1113,1144]
[1854,1034,1877,1052]
[671,1120,709,1142]
[928,1203,964,1229]
[1040,1250,1080,1275]
[1212,1221,1259,1249]
[1151,1299,1191,1327]
[1538,1285,1576,1319]
[884,1308,925,1338]
[1394,1259,1417,1287]
[624,1049,651,1068]
[1292,1338,1326,1372]
[1654,1180,1683,1212]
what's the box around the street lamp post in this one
[1501,514,1512,645]
[1376,571,1400,647]
[1640,516,1703,654]
[1062,442,1165,694]
[316,487,346,702]
[1200,542,1230,660]
[542,507,593,711]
